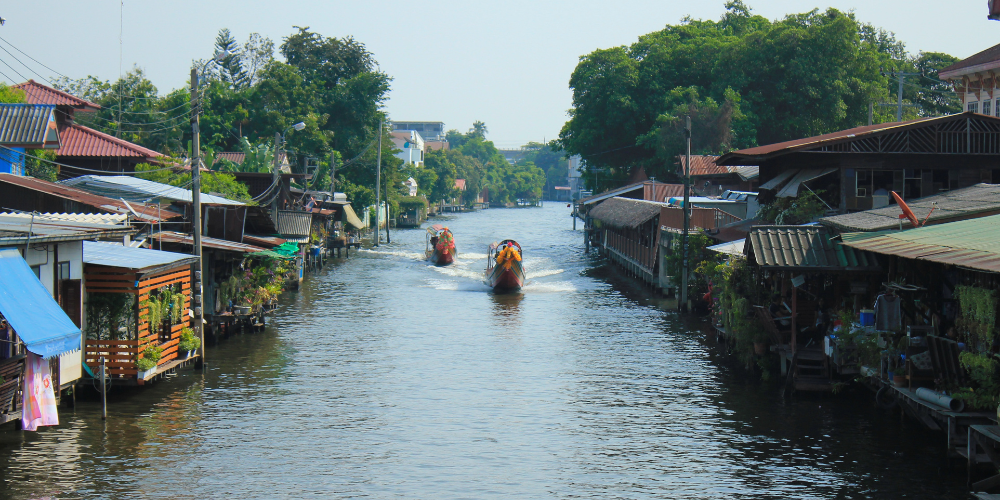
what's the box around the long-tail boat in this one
[485,239,524,291]
[426,225,457,266]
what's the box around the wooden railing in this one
[606,231,655,270]
[85,340,140,377]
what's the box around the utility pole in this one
[681,115,691,312]
[271,132,282,216]
[189,69,205,368]
[878,69,920,122]
[374,120,382,247]
[329,152,337,194]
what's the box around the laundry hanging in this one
[21,353,58,431]
[874,293,901,331]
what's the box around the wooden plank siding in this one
[84,263,192,378]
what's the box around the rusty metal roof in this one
[0,104,60,148]
[840,214,1000,273]
[13,80,100,110]
[748,225,881,271]
[716,114,984,166]
[151,231,266,253]
[679,155,728,176]
[820,183,1000,232]
[242,234,286,248]
[57,123,161,158]
[588,197,667,229]
[0,173,179,221]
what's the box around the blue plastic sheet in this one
[0,248,81,358]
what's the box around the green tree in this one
[557,2,951,189]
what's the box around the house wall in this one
[18,241,84,387]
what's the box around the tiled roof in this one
[0,104,59,148]
[57,123,161,158]
[939,43,1000,78]
[214,151,288,165]
[12,80,100,110]
[819,183,1000,232]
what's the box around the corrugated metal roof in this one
[60,175,244,205]
[840,214,1000,273]
[276,210,312,241]
[589,197,668,229]
[716,114,983,166]
[748,225,881,271]
[821,184,1000,232]
[151,231,266,253]
[13,80,101,109]
[242,234,286,248]
[579,181,687,206]
[57,123,161,158]
[0,104,59,148]
[84,240,197,272]
[0,173,180,221]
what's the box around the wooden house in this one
[82,241,198,385]
[716,113,1000,213]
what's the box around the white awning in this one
[776,168,838,198]
[707,239,745,257]
[759,169,798,191]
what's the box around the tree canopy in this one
[558,1,962,190]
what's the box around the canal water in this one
[0,204,970,499]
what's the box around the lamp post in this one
[270,121,307,216]
[189,49,227,369]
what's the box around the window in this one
[57,261,70,281]
[31,265,40,278]
[985,100,993,117]
[968,101,980,113]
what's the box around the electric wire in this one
[0,36,68,79]
[0,144,186,175]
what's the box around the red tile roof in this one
[12,80,100,110]
[57,123,161,159]
[454,179,466,190]
[0,173,178,221]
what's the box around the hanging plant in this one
[171,294,184,324]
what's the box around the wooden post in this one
[791,283,798,353]
[100,356,106,420]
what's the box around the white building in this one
[391,131,425,166]
[403,177,418,197]
[940,43,1000,116]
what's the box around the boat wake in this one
[526,268,564,279]
[357,248,426,260]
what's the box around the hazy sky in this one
[0,1,994,148]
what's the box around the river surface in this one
[0,204,970,499]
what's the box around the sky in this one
[0,1,995,149]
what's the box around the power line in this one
[0,56,28,83]
[0,36,68,79]
[0,144,184,175]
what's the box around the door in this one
[59,279,82,327]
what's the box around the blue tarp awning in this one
[0,248,81,358]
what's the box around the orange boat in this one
[426,225,457,266]
[485,240,524,291]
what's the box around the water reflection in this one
[489,291,523,327]
[0,205,974,499]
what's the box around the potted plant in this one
[178,328,201,358]
[136,342,163,379]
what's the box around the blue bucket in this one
[859,309,875,327]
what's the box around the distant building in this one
[0,103,61,175]
[403,177,418,196]
[939,44,1000,115]
[390,131,424,166]
[391,121,444,141]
